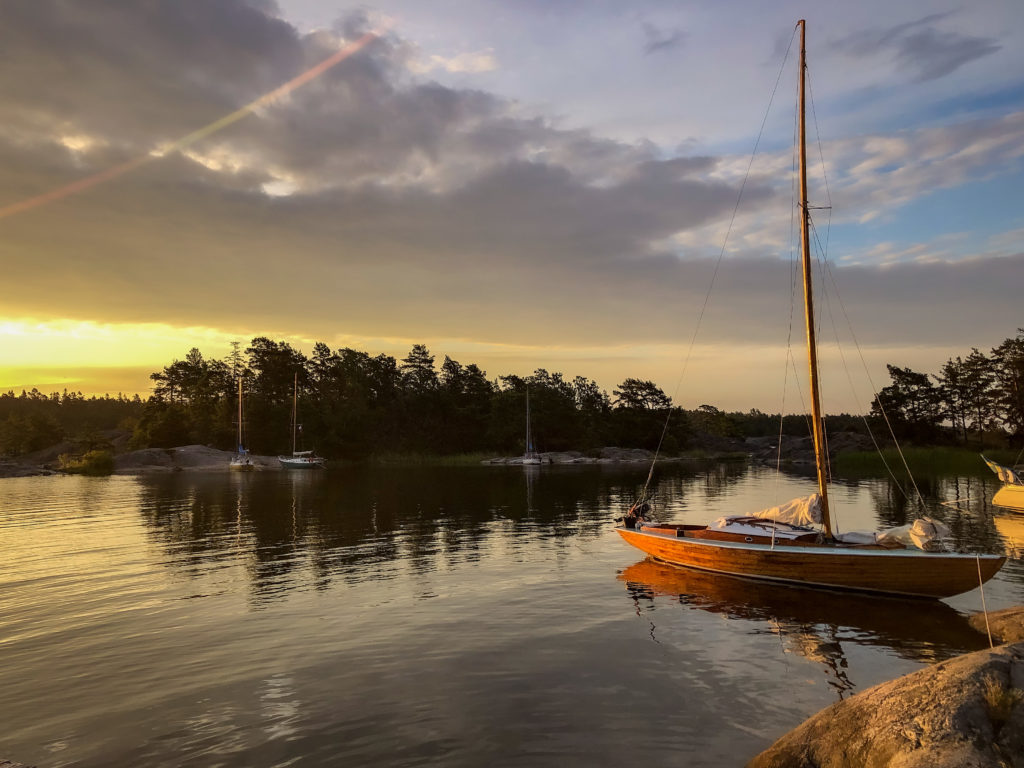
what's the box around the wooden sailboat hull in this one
[993,484,1024,510]
[617,526,1005,599]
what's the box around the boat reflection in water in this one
[618,558,989,698]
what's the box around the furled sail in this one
[748,493,822,527]
[836,517,951,551]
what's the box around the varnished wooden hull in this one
[616,526,1005,599]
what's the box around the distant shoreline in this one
[2,437,1014,479]
[0,444,746,478]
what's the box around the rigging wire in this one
[775,76,802,501]
[809,216,929,510]
[636,24,801,501]
[806,67,834,250]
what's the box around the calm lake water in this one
[2,462,1022,767]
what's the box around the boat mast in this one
[797,19,833,537]
[292,372,298,455]
[525,386,533,453]
[237,377,244,452]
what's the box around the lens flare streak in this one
[0,31,380,221]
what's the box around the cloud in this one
[642,23,685,55]
[410,49,499,74]
[833,13,1001,82]
[0,0,1020,385]
[676,109,1024,260]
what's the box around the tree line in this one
[0,389,143,457]
[2,329,1020,460]
[132,339,695,458]
[870,329,1024,447]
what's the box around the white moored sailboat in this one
[617,20,1005,599]
[278,373,326,469]
[983,455,1024,510]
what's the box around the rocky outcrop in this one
[745,431,876,466]
[748,642,1024,768]
[482,447,662,465]
[969,606,1024,645]
[114,445,280,473]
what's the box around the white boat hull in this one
[278,455,325,469]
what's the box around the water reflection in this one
[3,463,1022,768]
[134,462,1024,608]
[135,465,645,604]
[619,557,990,699]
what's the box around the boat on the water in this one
[230,377,255,471]
[616,20,1005,600]
[983,455,1024,510]
[278,372,326,469]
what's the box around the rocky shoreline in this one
[481,446,676,465]
[0,430,880,478]
[0,444,282,477]
[748,606,1024,768]
[0,443,733,477]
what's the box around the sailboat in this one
[522,386,541,465]
[617,20,1005,599]
[230,377,255,470]
[278,373,326,469]
[983,455,1024,510]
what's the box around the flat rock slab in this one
[748,642,1024,768]
[970,606,1024,644]
[114,445,279,473]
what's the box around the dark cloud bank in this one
[0,0,1018,354]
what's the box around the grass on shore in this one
[59,449,115,476]
[831,446,1021,477]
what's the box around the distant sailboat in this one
[230,377,255,470]
[983,455,1024,510]
[617,20,1005,599]
[278,373,326,469]
[522,386,541,465]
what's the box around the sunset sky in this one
[1,0,1021,413]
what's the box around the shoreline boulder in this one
[969,606,1024,645]
[748,642,1024,768]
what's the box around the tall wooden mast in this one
[525,386,533,453]
[237,377,244,452]
[292,372,298,455]
[797,20,833,537]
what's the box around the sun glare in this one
[0,319,249,394]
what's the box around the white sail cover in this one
[836,516,951,551]
[748,493,822,527]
